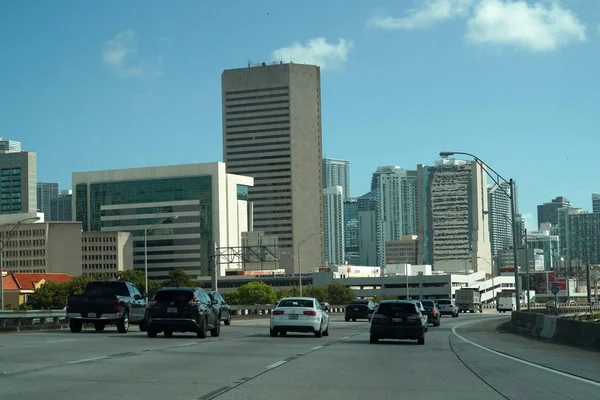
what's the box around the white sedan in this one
[269,297,330,338]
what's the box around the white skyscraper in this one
[488,182,514,257]
[372,166,418,267]
[323,158,350,200]
[323,186,345,265]
[417,159,492,275]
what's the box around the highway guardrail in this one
[0,305,348,332]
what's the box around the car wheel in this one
[417,336,425,345]
[210,319,221,337]
[164,330,173,338]
[139,318,147,332]
[433,319,440,327]
[369,335,378,344]
[269,328,277,337]
[94,323,105,332]
[69,319,82,333]
[314,326,323,338]
[147,328,158,338]
[344,317,349,322]
[323,325,330,337]
[117,310,129,334]
[197,318,208,339]
[224,313,232,326]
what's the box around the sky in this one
[1,0,599,230]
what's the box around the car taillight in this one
[430,309,435,315]
[272,310,285,315]
[303,310,317,316]
[114,298,121,311]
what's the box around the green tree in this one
[371,294,398,303]
[116,269,160,297]
[326,282,356,305]
[223,290,240,305]
[162,269,195,288]
[235,281,277,305]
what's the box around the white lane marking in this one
[47,339,76,344]
[340,336,350,340]
[452,320,600,388]
[67,356,109,364]
[310,345,323,351]
[266,360,287,369]
[175,342,197,347]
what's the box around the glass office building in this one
[73,163,253,280]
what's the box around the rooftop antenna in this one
[247,53,251,68]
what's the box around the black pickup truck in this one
[66,280,147,333]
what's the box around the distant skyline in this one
[2,0,599,231]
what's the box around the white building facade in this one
[72,162,253,280]
[323,186,345,265]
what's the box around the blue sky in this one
[1,0,599,229]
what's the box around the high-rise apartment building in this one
[372,166,418,267]
[592,194,600,214]
[417,159,492,275]
[0,151,37,215]
[73,162,253,280]
[564,212,600,265]
[37,182,59,220]
[323,158,350,200]
[488,182,514,256]
[357,191,377,266]
[0,137,22,153]
[343,198,359,265]
[537,196,570,228]
[221,62,324,273]
[323,186,344,265]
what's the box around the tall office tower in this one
[417,159,492,275]
[592,194,600,214]
[222,62,324,273]
[0,151,37,214]
[0,137,22,153]
[343,198,359,265]
[37,182,59,220]
[488,182,514,257]
[372,166,418,267]
[57,189,72,221]
[323,158,350,200]
[537,196,570,228]
[357,191,377,266]
[323,186,345,265]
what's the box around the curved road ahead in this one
[0,312,598,399]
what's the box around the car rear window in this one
[376,303,417,316]
[349,300,368,305]
[84,282,130,296]
[438,300,452,305]
[421,300,435,307]
[278,299,314,308]
[155,290,194,304]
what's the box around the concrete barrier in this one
[511,309,600,350]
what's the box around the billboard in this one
[533,253,545,271]
[523,271,549,295]
[547,271,567,290]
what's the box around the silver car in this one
[436,299,459,318]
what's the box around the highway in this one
[1,312,599,399]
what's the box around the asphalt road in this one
[0,311,598,400]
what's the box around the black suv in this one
[211,291,232,326]
[370,300,426,345]
[146,287,220,338]
[420,300,441,327]
[345,299,376,321]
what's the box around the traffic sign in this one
[551,287,560,295]
[551,281,560,288]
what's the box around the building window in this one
[237,185,248,201]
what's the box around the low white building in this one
[72,162,253,280]
[82,231,133,278]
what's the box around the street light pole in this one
[1,216,41,310]
[297,231,323,297]
[143,215,178,302]
[440,151,521,312]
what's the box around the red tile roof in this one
[2,273,74,291]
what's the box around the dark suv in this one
[370,300,426,345]
[146,287,220,338]
[211,291,232,326]
[345,299,376,321]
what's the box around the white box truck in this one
[496,291,517,313]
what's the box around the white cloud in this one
[271,38,353,70]
[465,0,586,52]
[367,0,475,30]
[102,30,145,77]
